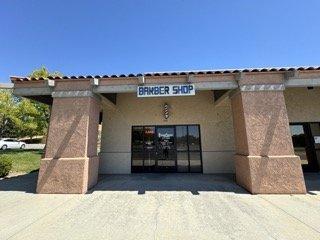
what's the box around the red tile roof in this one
[10,66,320,82]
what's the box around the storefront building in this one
[11,67,320,194]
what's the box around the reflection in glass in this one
[157,127,175,160]
[310,123,320,170]
[189,152,201,172]
[156,127,176,170]
[177,152,189,172]
[188,125,200,151]
[144,127,155,150]
[310,123,320,149]
[144,151,156,167]
[132,127,144,151]
[176,126,188,151]
[132,125,202,173]
[132,152,144,170]
[290,125,308,165]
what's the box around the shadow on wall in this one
[254,104,282,191]
[36,112,83,193]
[52,111,84,159]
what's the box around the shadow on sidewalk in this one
[0,171,38,193]
[1,172,319,195]
[88,173,248,195]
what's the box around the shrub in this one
[0,155,12,177]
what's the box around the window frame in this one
[131,124,203,173]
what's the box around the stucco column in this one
[230,84,306,194]
[36,88,101,194]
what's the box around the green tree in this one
[23,67,62,138]
[0,67,62,139]
[29,66,62,79]
[16,98,43,138]
[0,89,22,138]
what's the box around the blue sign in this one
[137,84,195,98]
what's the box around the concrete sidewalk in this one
[0,173,320,240]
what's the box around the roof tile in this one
[10,66,320,82]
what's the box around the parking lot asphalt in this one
[1,173,320,240]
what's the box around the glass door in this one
[290,123,319,172]
[187,125,202,172]
[143,126,156,172]
[176,125,202,173]
[131,126,156,172]
[155,126,177,172]
[131,125,202,173]
[310,123,320,171]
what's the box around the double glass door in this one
[131,125,202,173]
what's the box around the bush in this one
[0,155,12,177]
[23,138,43,144]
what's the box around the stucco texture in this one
[285,87,320,122]
[232,91,294,156]
[235,155,306,194]
[231,90,306,194]
[100,91,235,174]
[37,96,101,194]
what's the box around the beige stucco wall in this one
[99,87,320,174]
[285,87,320,122]
[100,91,235,174]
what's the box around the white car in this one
[0,138,26,150]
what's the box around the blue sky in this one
[1,0,320,83]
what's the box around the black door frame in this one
[290,122,319,172]
[131,124,203,173]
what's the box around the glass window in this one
[132,127,144,151]
[290,125,306,148]
[310,123,320,135]
[310,123,320,170]
[144,151,156,167]
[157,127,174,147]
[132,152,144,166]
[310,123,320,149]
[132,125,202,173]
[290,125,308,166]
[144,127,155,150]
[188,126,200,151]
[176,126,188,151]
[177,152,189,172]
[189,152,202,172]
